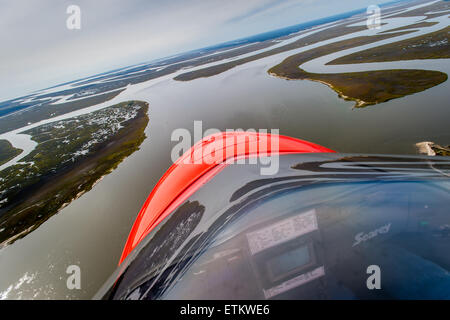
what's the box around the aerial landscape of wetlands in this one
[0,0,449,300]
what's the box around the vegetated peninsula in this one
[416,141,450,156]
[330,26,450,64]
[0,101,149,247]
[379,21,439,34]
[0,140,22,166]
[268,30,448,107]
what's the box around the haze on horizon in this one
[0,0,411,101]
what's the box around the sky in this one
[0,0,409,101]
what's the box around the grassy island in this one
[0,140,22,166]
[0,101,149,246]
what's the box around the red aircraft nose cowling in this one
[119,132,335,264]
